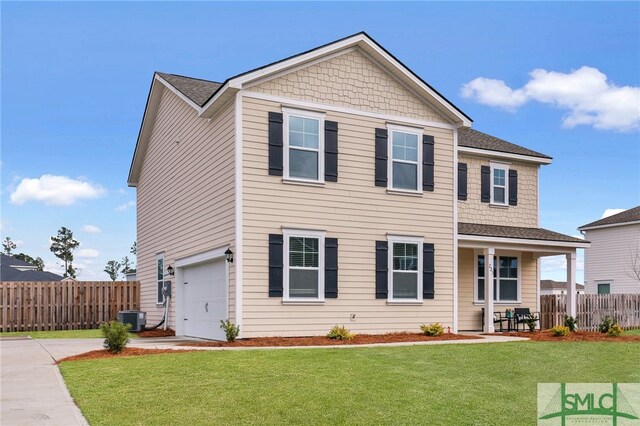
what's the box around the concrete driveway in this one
[0,336,202,425]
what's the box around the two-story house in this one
[579,206,640,294]
[128,33,588,340]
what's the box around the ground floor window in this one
[476,255,519,302]
[284,230,325,301]
[597,283,611,294]
[388,237,423,302]
[156,253,164,304]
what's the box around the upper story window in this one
[284,108,325,183]
[491,163,509,205]
[284,229,325,301]
[389,125,422,192]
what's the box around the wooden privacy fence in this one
[0,281,140,332]
[540,294,640,331]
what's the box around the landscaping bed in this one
[495,330,640,342]
[179,332,480,347]
[135,328,175,338]
[58,347,191,363]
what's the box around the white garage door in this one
[182,258,227,340]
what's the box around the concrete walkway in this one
[0,337,89,426]
[0,333,529,425]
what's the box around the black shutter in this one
[423,243,435,300]
[324,238,338,298]
[509,169,518,206]
[268,112,283,176]
[458,163,468,201]
[375,241,388,299]
[268,234,283,297]
[324,121,338,182]
[375,128,388,187]
[423,135,435,191]
[481,165,491,203]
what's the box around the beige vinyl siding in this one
[583,224,640,294]
[137,88,236,328]
[458,154,539,227]
[241,96,455,337]
[248,49,448,124]
[457,248,538,330]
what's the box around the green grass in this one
[59,341,639,425]
[0,329,104,339]
[626,328,640,336]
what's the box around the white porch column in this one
[566,251,577,318]
[483,247,495,333]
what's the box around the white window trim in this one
[283,107,325,184]
[156,253,165,305]
[473,254,521,304]
[387,235,423,303]
[283,229,325,303]
[387,124,423,194]
[490,161,510,206]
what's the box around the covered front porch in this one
[457,223,590,332]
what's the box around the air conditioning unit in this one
[117,310,147,332]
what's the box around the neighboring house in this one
[579,206,640,294]
[539,279,585,296]
[125,270,137,281]
[0,254,63,281]
[128,32,588,339]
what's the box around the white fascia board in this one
[154,74,203,112]
[458,234,590,249]
[578,220,640,232]
[458,146,552,165]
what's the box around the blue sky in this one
[2,2,639,281]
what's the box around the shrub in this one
[598,316,617,334]
[550,325,570,337]
[420,323,444,336]
[564,315,577,332]
[219,320,240,342]
[327,325,355,340]
[100,321,131,353]
[607,324,623,337]
[524,315,538,332]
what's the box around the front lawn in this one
[626,328,640,336]
[60,341,639,425]
[0,329,104,339]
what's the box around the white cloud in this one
[601,208,626,219]
[76,248,100,258]
[461,66,640,132]
[9,175,106,206]
[13,240,24,248]
[82,224,102,234]
[115,200,135,212]
[541,253,585,282]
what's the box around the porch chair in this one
[514,308,540,331]
[480,308,508,331]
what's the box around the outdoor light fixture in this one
[225,248,234,263]
[167,265,175,276]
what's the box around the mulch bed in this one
[58,347,193,363]
[135,329,175,338]
[495,330,640,342]
[178,332,481,347]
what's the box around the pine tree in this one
[3,237,17,255]
[50,227,80,278]
[104,260,121,281]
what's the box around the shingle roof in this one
[1,255,63,281]
[540,279,584,290]
[458,128,552,160]
[458,222,586,243]
[156,72,222,107]
[579,206,640,230]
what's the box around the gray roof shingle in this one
[458,128,552,159]
[459,222,586,243]
[540,279,584,290]
[156,72,222,107]
[1,254,63,281]
[579,206,640,230]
